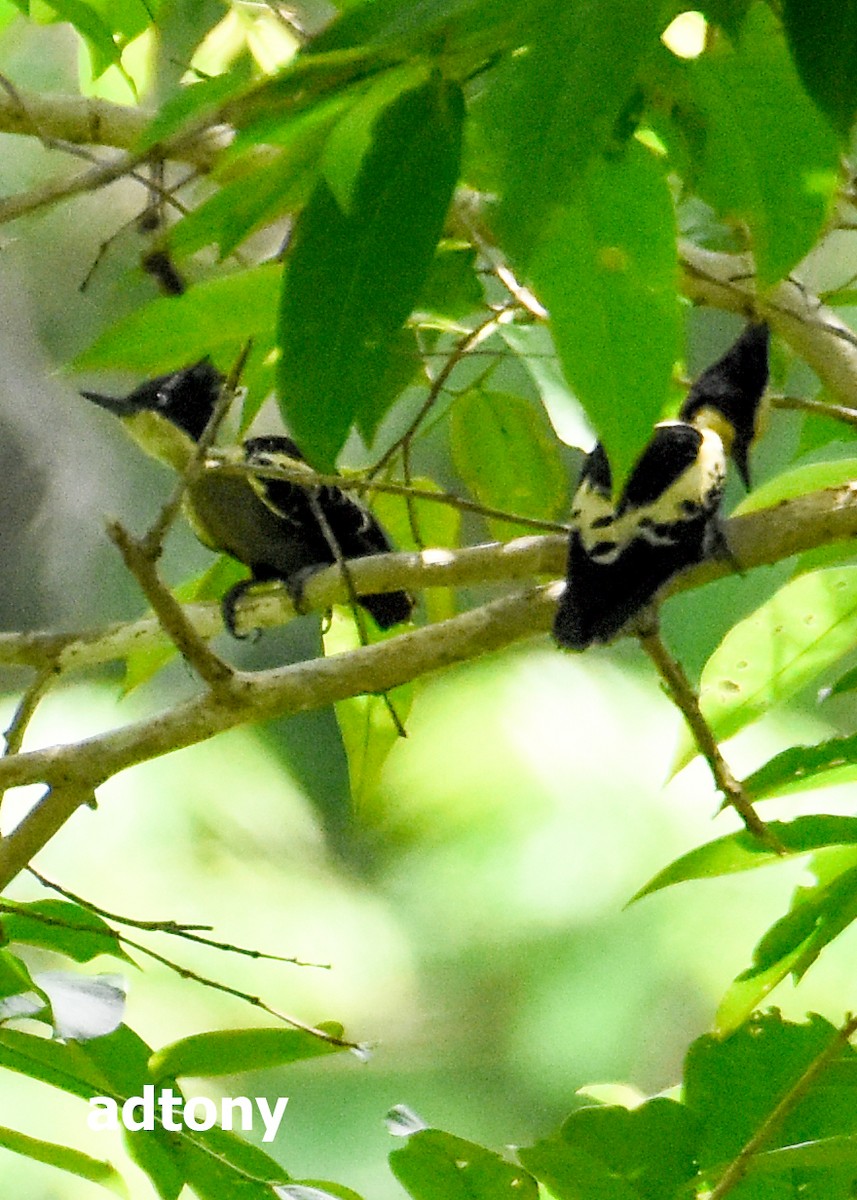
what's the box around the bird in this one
[553,322,770,650]
[81,360,414,634]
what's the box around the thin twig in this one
[772,392,857,429]
[3,664,58,759]
[111,933,357,1047]
[215,456,571,533]
[26,867,329,968]
[304,491,408,739]
[370,305,518,476]
[142,342,252,555]
[637,627,786,854]
[707,1012,857,1199]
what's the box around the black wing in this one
[242,437,413,629]
[554,424,717,649]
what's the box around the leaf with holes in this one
[674,567,857,772]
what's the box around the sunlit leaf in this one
[325,607,413,809]
[371,475,460,623]
[1,900,133,965]
[389,1128,538,1200]
[632,816,857,900]
[74,265,279,374]
[277,76,463,469]
[35,972,126,1042]
[170,97,351,259]
[499,323,594,451]
[449,388,568,539]
[0,1124,127,1195]
[746,735,857,800]
[0,948,39,1002]
[121,558,245,694]
[674,568,857,771]
[528,140,679,490]
[149,1023,346,1080]
[689,2,839,283]
[716,849,857,1033]
[734,459,857,515]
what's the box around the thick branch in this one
[0,585,559,890]
[0,482,854,676]
[679,241,857,409]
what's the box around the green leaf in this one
[0,1124,127,1196]
[716,850,857,1033]
[517,1140,638,1199]
[149,1023,346,1080]
[122,1129,185,1200]
[745,736,857,800]
[418,243,484,320]
[322,61,431,212]
[41,0,129,78]
[177,1125,289,1198]
[0,947,39,1001]
[121,557,246,694]
[632,816,857,900]
[449,388,568,539]
[389,1128,538,1200]
[371,475,461,623]
[171,96,351,259]
[1,899,133,965]
[528,140,679,490]
[520,1099,698,1200]
[137,72,251,154]
[781,0,857,137]
[488,0,666,265]
[674,567,857,772]
[750,1134,857,1175]
[734,458,857,515]
[308,0,526,55]
[325,607,413,810]
[499,322,593,450]
[73,264,282,373]
[0,1026,112,1101]
[685,1011,857,1170]
[689,2,839,284]
[277,75,463,469]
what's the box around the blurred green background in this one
[2,7,857,1198]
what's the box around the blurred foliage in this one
[2,1,857,1198]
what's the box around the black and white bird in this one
[553,323,770,650]
[81,361,414,633]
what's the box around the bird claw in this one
[221,580,263,641]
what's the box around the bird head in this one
[679,322,770,490]
[81,360,225,471]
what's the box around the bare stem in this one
[637,627,786,854]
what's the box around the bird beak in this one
[80,390,137,418]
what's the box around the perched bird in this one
[553,322,770,650]
[81,361,414,633]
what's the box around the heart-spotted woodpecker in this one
[81,362,414,633]
[553,322,770,650]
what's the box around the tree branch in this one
[0,584,559,891]
[679,240,857,409]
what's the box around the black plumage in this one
[81,363,413,632]
[553,322,770,650]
